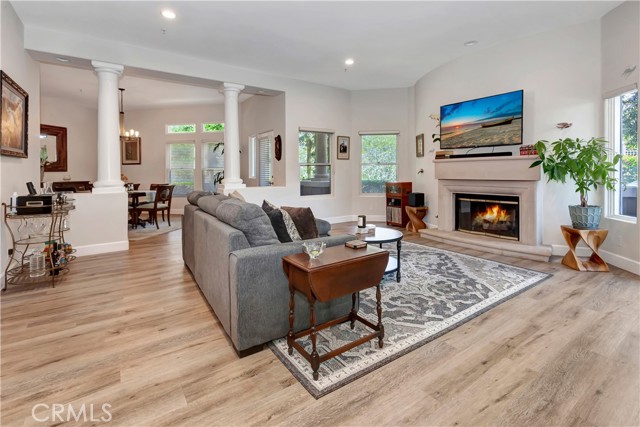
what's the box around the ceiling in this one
[12,1,621,109]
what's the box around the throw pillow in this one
[187,190,213,205]
[265,209,293,243]
[282,206,319,240]
[262,200,301,241]
[229,190,246,202]
[197,194,231,217]
[215,199,279,247]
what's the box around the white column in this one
[91,60,125,194]
[217,82,246,194]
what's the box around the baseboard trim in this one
[324,214,386,224]
[551,244,640,276]
[74,240,129,257]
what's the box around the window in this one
[202,141,224,193]
[361,133,398,193]
[167,142,195,196]
[299,131,331,196]
[203,123,225,132]
[257,132,273,186]
[605,89,638,219]
[167,124,196,134]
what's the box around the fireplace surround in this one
[420,157,552,262]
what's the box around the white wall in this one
[349,88,414,220]
[600,1,640,274]
[239,93,286,187]
[40,96,98,182]
[0,2,41,272]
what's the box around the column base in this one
[92,180,125,194]
[217,182,246,195]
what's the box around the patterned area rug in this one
[269,241,551,399]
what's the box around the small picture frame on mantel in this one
[337,135,350,160]
[416,133,424,158]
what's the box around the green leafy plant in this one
[530,137,622,207]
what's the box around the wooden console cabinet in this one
[385,182,412,227]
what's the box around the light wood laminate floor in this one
[1,223,638,426]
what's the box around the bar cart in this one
[2,199,76,291]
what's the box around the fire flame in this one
[474,205,511,224]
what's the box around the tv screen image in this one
[440,90,523,149]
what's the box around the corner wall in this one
[0,2,41,272]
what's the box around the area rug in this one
[269,241,551,398]
[128,215,182,241]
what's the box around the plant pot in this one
[568,205,602,229]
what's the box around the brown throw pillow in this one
[282,206,318,240]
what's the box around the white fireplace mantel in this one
[422,156,552,262]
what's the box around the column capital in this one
[220,82,245,93]
[91,60,124,76]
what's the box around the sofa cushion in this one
[197,194,231,217]
[282,206,319,240]
[262,200,301,241]
[216,199,279,247]
[265,209,293,243]
[187,190,213,205]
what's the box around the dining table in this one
[128,190,156,229]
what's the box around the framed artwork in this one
[337,135,350,160]
[121,136,141,165]
[1,71,29,158]
[416,133,424,158]
[41,124,68,172]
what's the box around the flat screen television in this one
[439,90,523,149]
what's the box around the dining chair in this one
[136,185,175,229]
[150,183,169,191]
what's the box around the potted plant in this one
[530,137,622,229]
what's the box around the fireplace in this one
[455,193,519,241]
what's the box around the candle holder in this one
[357,215,367,229]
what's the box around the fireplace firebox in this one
[455,193,519,240]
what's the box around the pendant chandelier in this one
[119,88,140,138]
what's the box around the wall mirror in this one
[40,124,68,172]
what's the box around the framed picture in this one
[1,71,29,158]
[416,133,424,158]
[337,136,350,160]
[121,136,141,165]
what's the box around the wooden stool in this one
[405,206,428,232]
[560,225,609,272]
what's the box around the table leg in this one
[287,284,295,355]
[350,292,357,329]
[396,239,402,282]
[376,283,384,348]
[309,298,320,380]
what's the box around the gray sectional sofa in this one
[182,194,354,355]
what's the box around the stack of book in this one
[435,150,453,159]
[355,224,376,235]
[519,145,538,156]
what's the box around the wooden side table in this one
[282,245,389,380]
[560,225,609,272]
[405,206,428,232]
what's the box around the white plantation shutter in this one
[258,133,272,186]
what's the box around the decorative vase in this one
[568,205,602,229]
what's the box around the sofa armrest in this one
[315,218,331,237]
[228,234,354,351]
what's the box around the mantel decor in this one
[416,133,424,157]
[1,71,29,158]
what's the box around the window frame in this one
[360,132,399,195]
[298,130,333,197]
[166,124,197,134]
[201,140,225,193]
[604,88,638,223]
[166,140,196,197]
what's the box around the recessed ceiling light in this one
[55,57,69,63]
[345,58,355,66]
[161,9,176,19]
[464,40,478,47]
